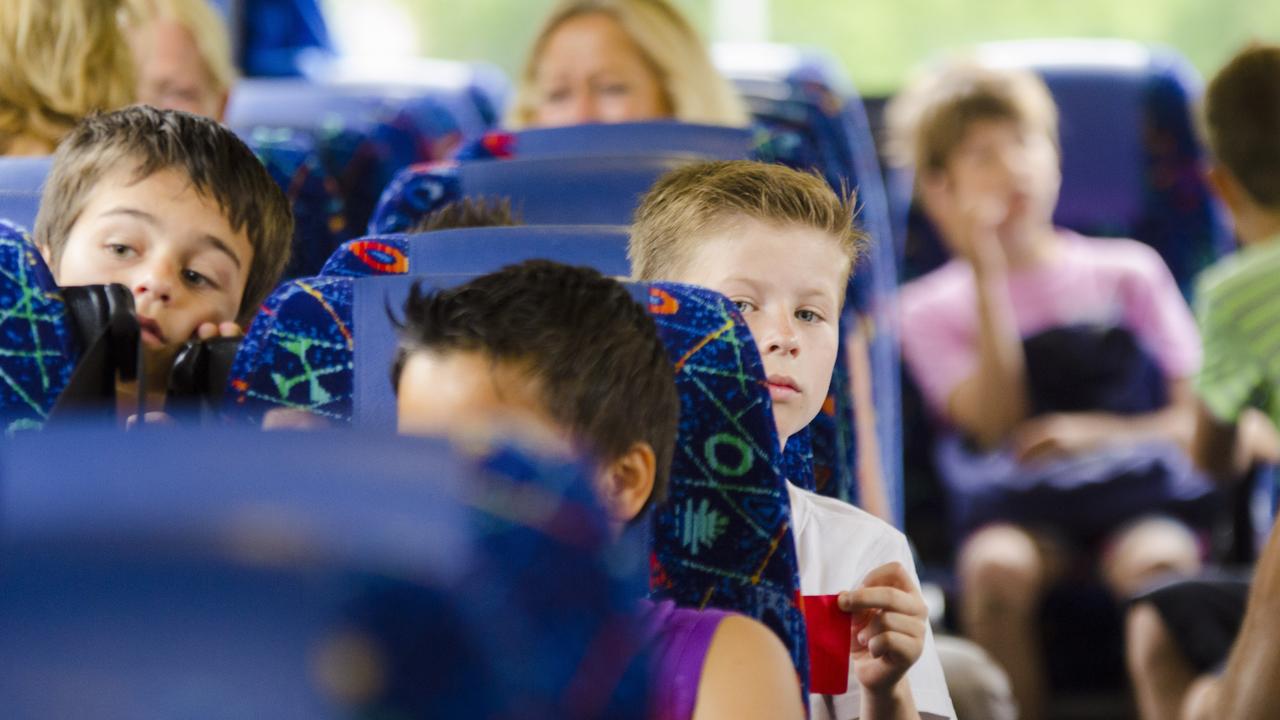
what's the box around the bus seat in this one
[0,427,646,719]
[369,155,695,234]
[320,225,630,278]
[0,156,52,192]
[457,121,760,161]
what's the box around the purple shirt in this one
[638,599,732,720]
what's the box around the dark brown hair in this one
[1205,43,1280,209]
[35,105,293,321]
[393,260,679,510]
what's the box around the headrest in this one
[472,122,756,161]
[370,155,695,234]
[322,225,630,279]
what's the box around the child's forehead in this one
[684,215,850,283]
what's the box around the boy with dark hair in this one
[406,197,520,235]
[1126,42,1280,720]
[34,105,293,415]
[632,159,955,720]
[393,259,805,720]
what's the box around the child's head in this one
[509,0,749,129]
[630,160,863,444]
[1203,43,1280,241]
[886,60,1061,249]
[0,0,135,155]
[393,260,679,526]
[122,0,237,120]
[407,197,521,235]
[35,106,293,382]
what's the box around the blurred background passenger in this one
[0,0,135,156]
[507,0,749,129]
[124,0,236,120]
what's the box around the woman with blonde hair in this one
[122,0,237,121]
[0,0,136,156]
[507,0,750,129]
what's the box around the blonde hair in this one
[0,0,135,155]
[508,0,750,129]
[885,59,1058,174]
[122,0,238,97]
[630,160,864,286]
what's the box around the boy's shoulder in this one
[787,482,907,559]
[1196,238,1280,314]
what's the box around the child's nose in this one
[133,265,177,304]
[762,312,800,356]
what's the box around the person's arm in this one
[1188,514,1280,719]
[692,615,805,720]
[839,562,927,720]
[1191,403,1280,483]
[1010,378,1198,464]
[944,214,1029,450]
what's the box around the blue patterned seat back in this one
[369,155,694,235]
[243,127,347,279]
[897,40,1232,295]
[225,275,355,425]
[722,46,905,522]
[321,226,630,279]
[0,427,646,719]
[641,281,809,694]
[228,82,469,236]
[0,222,77,435]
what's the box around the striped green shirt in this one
[1195,237,1280,426]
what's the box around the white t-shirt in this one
[788,482,956,720]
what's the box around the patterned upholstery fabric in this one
[368,161,462,235]
[0,428,646,719]
[320,234,410,277]
[0,222,77,435]
[643,281,809,695]
[225,276,354,425]
[244,127,347,280]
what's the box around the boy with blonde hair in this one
[887,60,1207,720]
[34,106,293,417]
[631,160,955,720]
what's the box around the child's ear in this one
[597,442,657,524]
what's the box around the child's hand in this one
[195,321,242,341]
[954,194,1009,273]
[838,562,927,698]
[1011,412,1112,464]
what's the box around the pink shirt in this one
[898,233,1202,416]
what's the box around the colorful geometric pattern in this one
[0,222,76,435]
[367,161,462,235]
[643,282,810,695]
[224,276,354,424]
[245,127,347,280]
[320,235,410,277]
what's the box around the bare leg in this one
[958,523,1051,720]
[1100,517,1201,599]
[1126,601,1199,720]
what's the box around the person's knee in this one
[959,525,1045,614]
[1125,601,1176,672]
[1104,518,1201,597]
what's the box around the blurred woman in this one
[507,0,749,129]
[0,0,135,156]
[123,0,237,121]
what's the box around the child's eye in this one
[599,82,630,96]
[106,243,136,258]
[182,269,217,289]
[732,299,757,314]
[796,308,823,323]
[544,87,570,104]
